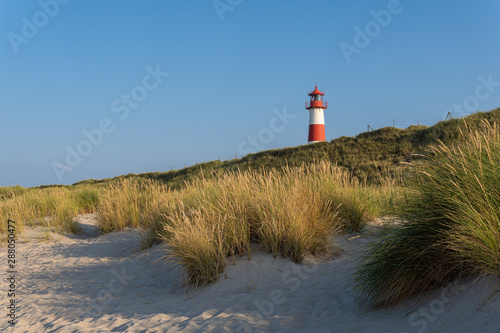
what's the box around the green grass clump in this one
[354,120,500,308]
[72,186,101,213]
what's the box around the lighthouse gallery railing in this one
[305,101,328,109]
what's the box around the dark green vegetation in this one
[71,108,500,189]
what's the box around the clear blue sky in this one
[1,0,500,187]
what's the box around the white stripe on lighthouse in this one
[309,109,325,125]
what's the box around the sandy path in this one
[1,215,499,332]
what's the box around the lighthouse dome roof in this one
[308,85,325,96]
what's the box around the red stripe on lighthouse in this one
[308,124,325,142]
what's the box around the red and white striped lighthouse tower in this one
[305,85,328,143]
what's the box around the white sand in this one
[2,215,499,332]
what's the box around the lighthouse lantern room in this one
[305,85,328,143]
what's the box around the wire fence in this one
[366,109,479,132]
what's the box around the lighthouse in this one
[305,85,328,143]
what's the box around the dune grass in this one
[162,165,340,286]
[3,109,500,293]
[1,161,400,288]
[0,185,31,200]
[354,120,500,308]
[160,161,398,286]
[96,178,172,248]
[0,186,101,237]
[73,186,100,213]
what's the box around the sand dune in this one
[2,214,499,332]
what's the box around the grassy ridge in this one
[71,108,500,189]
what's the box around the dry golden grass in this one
[96,178,172,248]
[160,161,396,286]
[1,161,401,287]
[0,187,88,237]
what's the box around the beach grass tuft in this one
[354,120,500,307]
[161,162,391,285]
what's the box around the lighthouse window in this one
[314,95,322,101]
